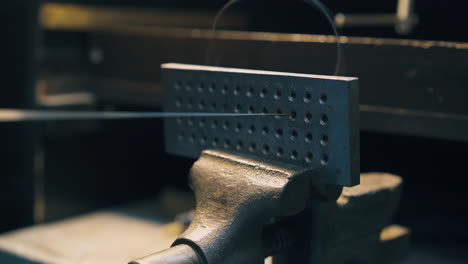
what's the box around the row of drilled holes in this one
[173,130,328,154]
[174,103,328,125]
[175,82,328,104]
[176,119,329,145]
[177,133,329,165]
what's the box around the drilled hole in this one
[234,104,242,113]
[262,126,269,135]
[236,141,243,150]
[262,107,268,114]
[198,100,205,110]
[247,87,254,97]
[235,122,242,132]
[290,130,298,141]
[320,114,328,125]
[249,143,257,152]
[290,111,297,121]
[224,139,231,148]
[212,138,219,147]
[248,125,256,134]
[176,118,182,125]
[275,109,283,119]
[305,133,313,143]
[209,83,215,93]
[262,145,270,155]
[222,85,228,94]
[289,91,297,102]
[320,94,328,104]
[200,136,207,145]
[291,151,298,160]
[223,121,230,130]
[321,154,329,165]
[321,135,329,146]
[199,119,206,127]
[211,120,218,129]
[186,82,192,92]
[187,118,194,126]
[277,147,284,157]
[189,134,195,143]
[276,129,283,138]
[234,85,241,95]
[175,98,182,108]
[197,83,204,93]
[187,99,193,109]
[304,92,312,103]
[305,113,312,123]
[177,133,184,141]
[305,152,313,163]
[274,90,282,100]
[175,81,182,90]
[260,88,267,98]
[248,106,255,113]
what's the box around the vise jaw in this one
[132,149,335,264]
[173,150,315,264]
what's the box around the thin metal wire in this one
[206,0,343,75]
[0,109,288,123]
[303,0,343,75]
[205,0,240,65]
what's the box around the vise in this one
[130,64,408,264]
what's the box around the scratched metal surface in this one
[163,64,360,186]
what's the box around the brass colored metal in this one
[39,3,249,31]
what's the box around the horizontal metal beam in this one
[40,3,249,31]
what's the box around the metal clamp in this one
[130,151,409,264]
[131,149,337,264]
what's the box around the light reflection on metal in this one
[97,26,468,50]
[0,109,287,123]
[40,3,249,31]
[334,0,418,34]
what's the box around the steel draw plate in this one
[162,63,359,186]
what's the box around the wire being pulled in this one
[206,0,240,65]
[303,0,342,75]
[207,0,343,76]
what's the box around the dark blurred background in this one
[0,0,467,260]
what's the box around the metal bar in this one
[162,63,360,186]
[39,3,249,31]
[0,109,286,123]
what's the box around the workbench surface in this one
[0,200,466,264]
